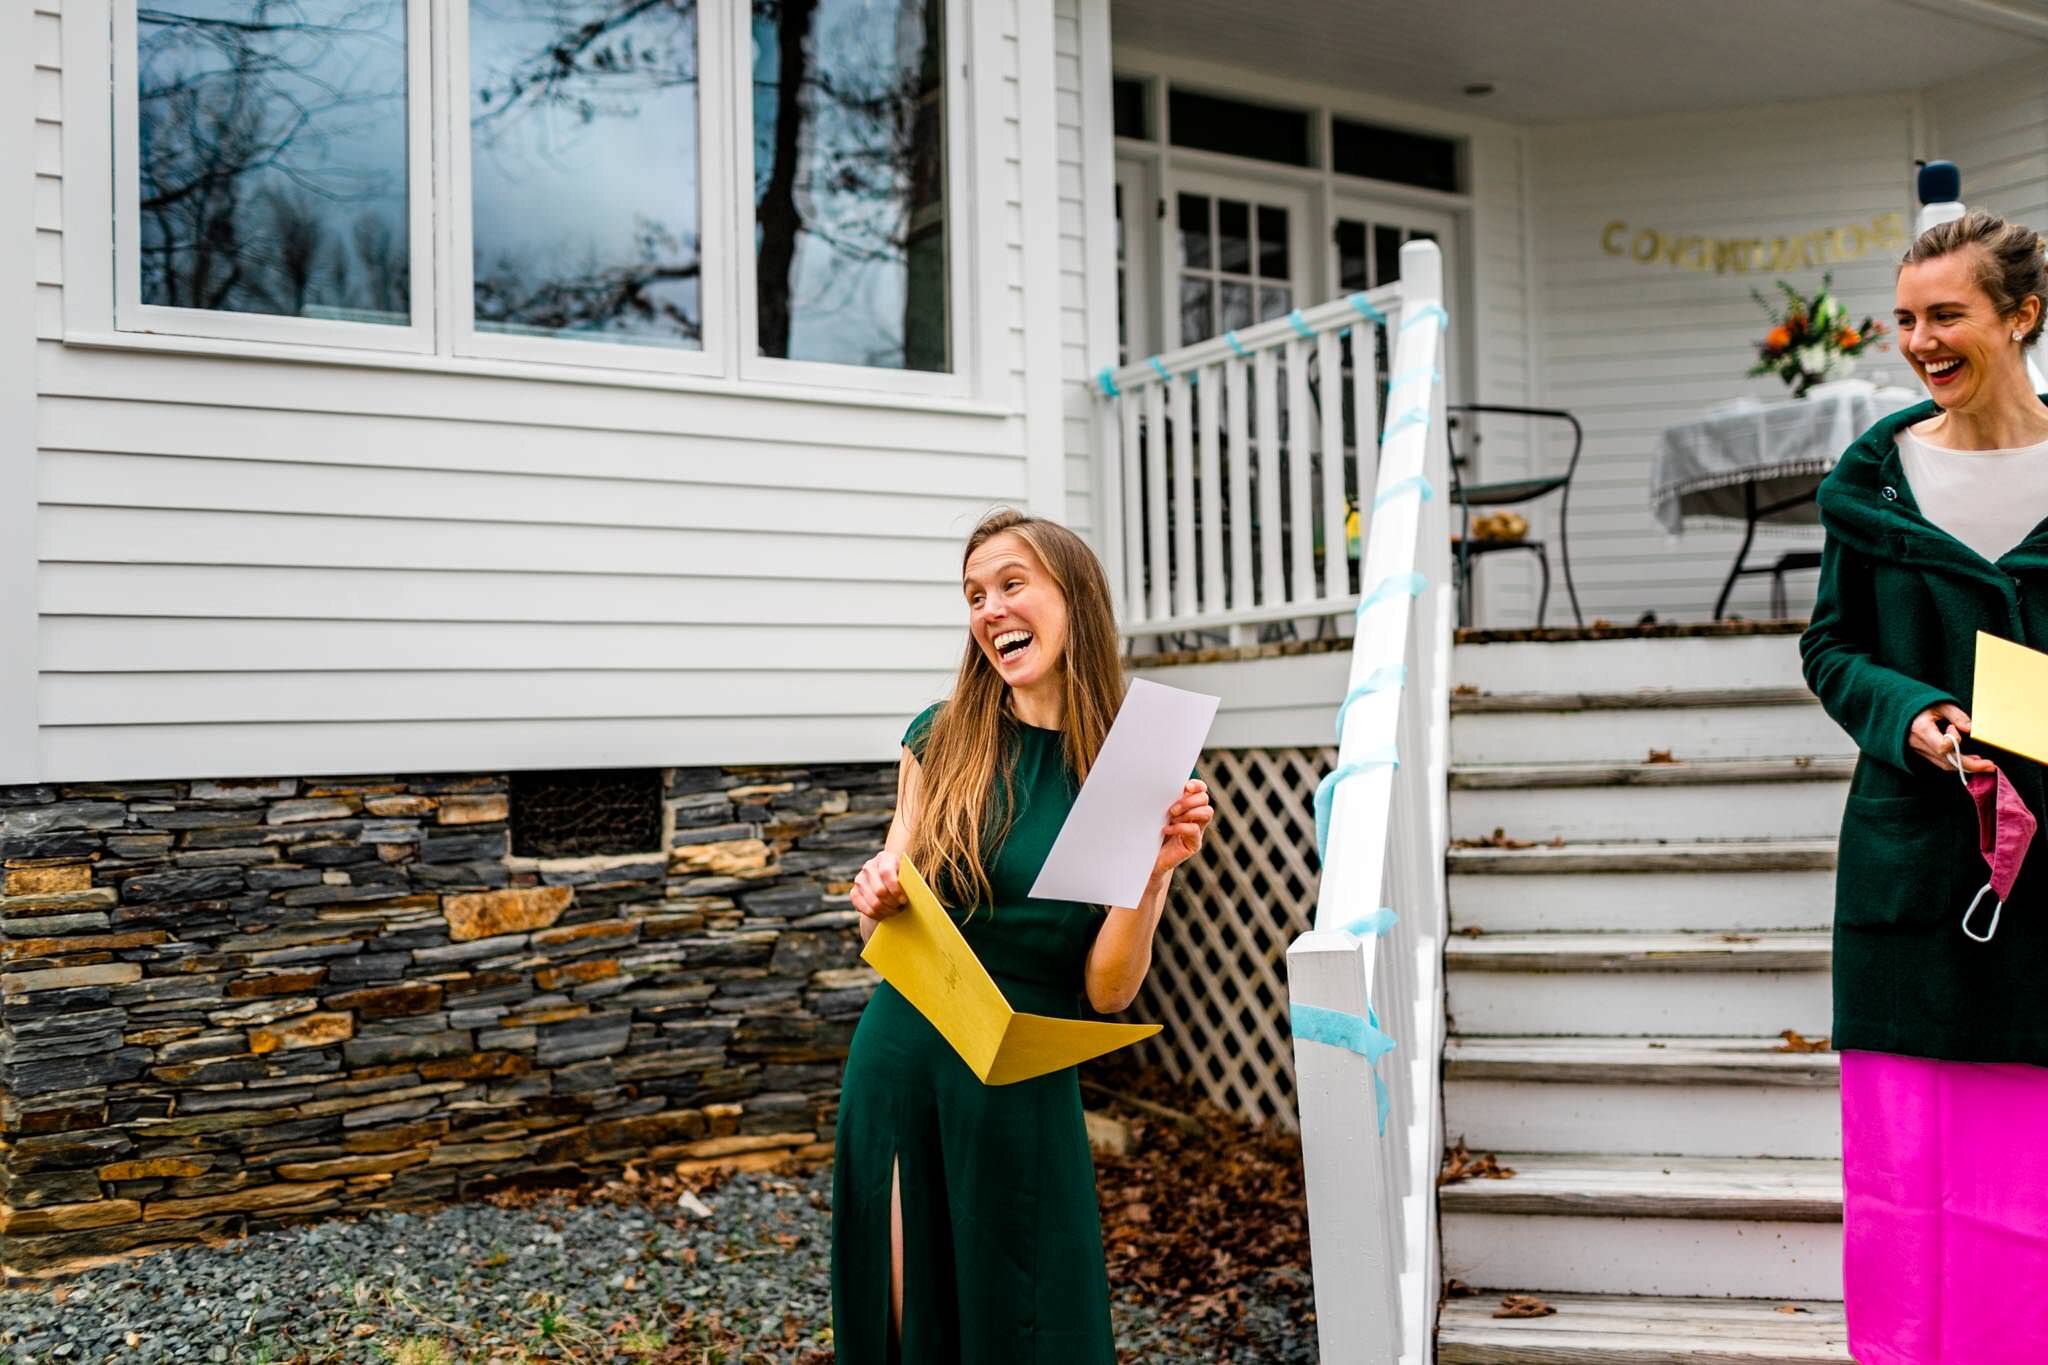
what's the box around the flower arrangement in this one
[1747,274,1888,397]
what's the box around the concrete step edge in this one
[1450,756,1853,790]
[1449,839,1837,875]
[1438,1293,1849,1365]
[1437,1152,1843,1223]
[1452,685,1817,715]
[1445,1034,1839,1087]
[1445,930,1832,974]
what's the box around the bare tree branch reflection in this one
[138,0,409,321]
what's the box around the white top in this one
[1897,427,2048,563]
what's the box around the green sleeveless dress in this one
[831,703,1116,1365]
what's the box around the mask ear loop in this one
[1950,730,2004,942]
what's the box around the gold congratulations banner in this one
[1601,211,1906,275]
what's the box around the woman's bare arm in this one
[1083,781,1212,1013]
[853,748,922,942]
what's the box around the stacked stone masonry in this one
[0,766,892,1276]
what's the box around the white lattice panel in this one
[1136,746,1333,1129]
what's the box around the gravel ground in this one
[0,1167,1316,1364]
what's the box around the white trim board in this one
[2,2,41,782]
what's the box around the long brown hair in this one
[909,509,1125,910]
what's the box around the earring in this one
[2016,331,2027,342]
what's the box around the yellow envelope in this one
[1972,631,2048,765]
[861,856,1160,1086]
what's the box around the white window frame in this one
[77,0,987,402]
[441,0,730,378]
[729,0,978,398]
[109,0,437,353]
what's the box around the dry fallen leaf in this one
[1776,1304,1812,1314]
[1719,933,1761,943]
[1451,827,1542,850]
[1777,1029,1831,1054]
[1439,1138,1517,1186]
[1645,748,1678,764]
[1443,1279,1479,1299]
[1452,684,1481,697]
[1493,1294,1557,1319]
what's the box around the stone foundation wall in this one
[0,764,892,1276]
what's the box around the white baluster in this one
[1197,363,1224,619]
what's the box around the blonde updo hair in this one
[1899,209,2048,348]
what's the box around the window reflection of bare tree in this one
[753,0,946,370]
[469,0,704,342]
[138,0,409,320]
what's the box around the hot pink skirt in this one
[1842,1049,2048,1364]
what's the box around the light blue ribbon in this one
[1291,1001,1396,1135]
[1097,368,1120,398]
[1356,571,1426,617]
[1382,406,1429,441]
[1335,665,1407,745]
[1148,355,1172,385]
[1224,330,1249,359]
[1340,906,1399,939]
[1314,743,1401,858]
[1346,293,1387,325]
[1373,474,1435,510]
[1401,303,1449,332]
[1387,365,1441,390]
[1287,308,1316,340]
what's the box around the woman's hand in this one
[1909,702,1996,775]
[1150,780,1214,883]
[851,850,909,922]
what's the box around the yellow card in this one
[860,856,1161,1086]
[1972,631,2048,765]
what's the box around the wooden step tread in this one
[1438,1153,1842,1222]
[1446,931,1831,974]
[1447,1035,1839,1087]
[1450,839,1836,875]
[1439,1293,1850,1364]
[1452,684,1818,715]
[1450,756,1853,790]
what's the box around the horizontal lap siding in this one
[1929,58,2048,235]
[1530,95,1917,624]
[22,0,1035,785]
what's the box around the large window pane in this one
[137,0,410,323]
[752,0,948,372]
[469,0,702,348]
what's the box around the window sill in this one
[58,329,1020,421]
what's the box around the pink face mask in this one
[1960,761,2039,943]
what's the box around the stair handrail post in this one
[1287,239,1452,1365]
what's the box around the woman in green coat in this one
[1801,210,2048,1364]
[830,509,1213,1364]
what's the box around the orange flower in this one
[1838,328,1860,347]
[1765,324,1792,352]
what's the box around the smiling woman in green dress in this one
[830,508,1213,1364]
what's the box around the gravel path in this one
[0,1168,1314,1364]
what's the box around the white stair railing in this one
[1092,273,1403,646]
[1289,243,1452,1365]
[1090,243,1453,1363]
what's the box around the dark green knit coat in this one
[1802,395,2048,1063]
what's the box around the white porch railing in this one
[1094,242,1454,1364]
[1092,272,1406,647]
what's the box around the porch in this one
[1076,7,2048,1362]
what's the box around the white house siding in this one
[1527,95,1919,624]
[1928,56,2048,237]
[14,0,1062,787]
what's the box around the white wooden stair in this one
[1435,631,1851,1363]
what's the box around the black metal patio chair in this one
[1446,403,1585,629]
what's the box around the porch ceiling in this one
[1111,0,2048,124]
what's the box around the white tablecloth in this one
[1651,384,1923,534]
